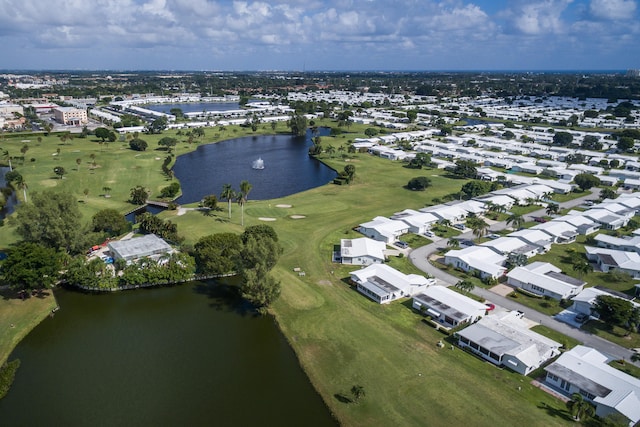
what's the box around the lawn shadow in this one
[334,393,353,404]
[537,402,574,422]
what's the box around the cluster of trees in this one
[407,176,431,191]
[335,165,356,185]
[406,153,432,169]
[219,181,253,225]
[452,160,477,179]
[92,208,131,237]
[160,182,180,198]
[136,212,180,242]
[594,295,640,335]
[288,113,307,137]
[129,186,150,205]
[193,225,283,310]
[95,127,117,142]
[129,137,148,151]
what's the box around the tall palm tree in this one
[238,180,252,227]
[546,203,560,216]
[447,238,460,250]
[12,174,28,202]
[1,149,12,171]
[221,184,235,219]
[469,217,489,239]
[506,213,524,230]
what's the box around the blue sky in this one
[0,0,638,71]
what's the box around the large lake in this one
[146,102,242,114]
[0,282,337,426]
[172,128,336,204]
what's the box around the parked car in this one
[395,241,409,249]
[488,234,500,239]
[453,223,465,230]
[533,217,548,223]
[575,313,589,323]
[424,231,435,238]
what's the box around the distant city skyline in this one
[0,0,638,71]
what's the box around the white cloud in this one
[589,0,637,20]
[501,0,573,35]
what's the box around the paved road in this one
[409,188,640,363]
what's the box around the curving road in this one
[409,188,640,363]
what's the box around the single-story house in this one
[507,262,585,301]
[421,204,468,224]
[507,229,554,252]
[456,311,562,375]
[594,234,640,254]
[582,209,631,231]
[107,234,174,265]
[511,163,543,175]
[531,221,578,244]
[585,247,640,278]
[444,246,507,280]
[350,264,434,304]
[339,238,386,265]
[358,216,409,244]
[474,194,516,210]
[412,286,487,328]
[481,236,541,258]
[551,215,600,235]
[571,286,639,319]
[449,200,487,216]
[544,345,640,426]
[391,209,439,234]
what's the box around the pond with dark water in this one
[173,128,336,204]
[146,102,242,114]
[0,282,337,426]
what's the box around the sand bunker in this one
[258,217,277,221]
[276,204,292,208]
[290,215,306,219]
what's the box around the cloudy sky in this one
[0,0,638,71]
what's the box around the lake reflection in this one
[172,129,336,204]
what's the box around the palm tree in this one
[572,259,592,277]
[447,239,460,250]
[220,184,235,219]
[546,203,560,216]
[455,280,475,294]
[238,180,252,226]
[1,149,12,171]
[506,213,524,230]
[13,174,27,202]
[566,392,595,422]
[467,217,489,239]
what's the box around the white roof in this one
[531,221,578,238]
[507,229,554,246]
[507,262,585,296]
[458,311,561,366]
[481,236,539,255]
[421,204,467,221]
[360,216,408,236]
[445,246,507,277]
[413,286,487,319]
[350,264,430,296]
[107,234,172,261]
[545,346,640,424]
[341,238,386,260]
[585,247,640,271]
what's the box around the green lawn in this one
[530,325,581,350]
[582,320,640,349]
[0,288,58,365]
[508,292,565,316]
[0,127,574,426]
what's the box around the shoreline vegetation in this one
[1,120,576,424]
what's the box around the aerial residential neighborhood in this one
[1,68,640,425]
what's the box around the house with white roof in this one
[412,286,488,328]
[349,264,434,304]
[421,204,468,224]
[531,221,578,244]
[507,229,554,252]
[582,209,630,230]
[449,200,487,216]
[339,238,386,266]
[544,345,640,426]
[551,215,600,235]
[507,262,585,301]
[391,209,439,234]
[585,247,640,278]
[481,236,542,258]
[358,216,409,244]
[444,246,507,280]
[511,163,543,175]
[474,194,516,210]
[456,311,562,375]
[595,234,640,254]
[571,287,639,319]
[491,187,540,205]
